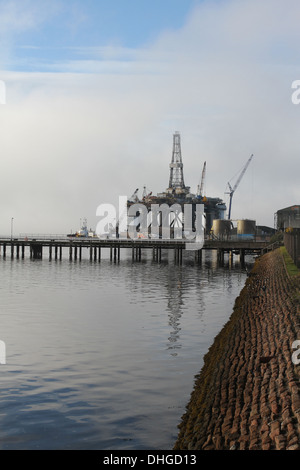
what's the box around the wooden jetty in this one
[0,236,271,264]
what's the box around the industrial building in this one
[276,205,300,230]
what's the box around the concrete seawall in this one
[174,249,300,450]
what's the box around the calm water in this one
[0,247,251,450]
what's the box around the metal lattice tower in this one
[168,132,185,189]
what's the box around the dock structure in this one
[0,237,271,264]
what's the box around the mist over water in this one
[0,248,251,449]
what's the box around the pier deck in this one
[0,236,271,263]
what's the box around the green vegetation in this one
[280,246,300,277]
[270,231,283,244]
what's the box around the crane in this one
[197,161,206,198]
[128,188,139,203]
[142,186,152,200]
[226,154,253,219]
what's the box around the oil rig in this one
[127,132,226,236]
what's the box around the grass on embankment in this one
[280,246,300,277]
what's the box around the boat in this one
[67,218,97,238]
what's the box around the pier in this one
[0,236,271,264]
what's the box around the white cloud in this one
[1,0,300,235]
[0,0,62,68]
[0,0,62,39]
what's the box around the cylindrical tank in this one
[212,219,231,236]
[237,219,256,236]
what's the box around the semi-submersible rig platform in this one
[126,131,227,236]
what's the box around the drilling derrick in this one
[168,132,185,191]
[127,131,227,237]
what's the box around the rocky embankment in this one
[174,249,300,450]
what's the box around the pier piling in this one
[0,238,269,265]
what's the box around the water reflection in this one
[0,248,251,450]
[124,248,252,357]
[165,267,184,355]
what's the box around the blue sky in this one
[1,0,300,234]
[3,0,199,72]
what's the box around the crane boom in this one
[200,161,206,196]
[232,154,253,192]
[197,161,206,197]
[128,188,139,203]
[227,154,253,219]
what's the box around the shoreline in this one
[173,248,300,450]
